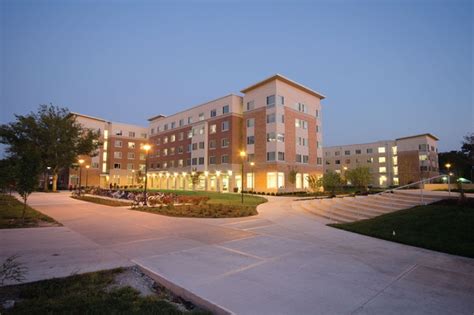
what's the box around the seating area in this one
[292,190,444,223]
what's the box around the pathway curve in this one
[1,192,473,314]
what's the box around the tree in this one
[321,171,343,195]
[438,151,471,179]
[0,105,100,191]
[0,158,17,194]
[15,150,42,223]
[345,166,371,190]
[288,167,297,185]
[190,169,202,190]
[306,174,322,192]
[461,133,474,160]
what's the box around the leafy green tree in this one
[345,166,371,190]
[0,158,17,194]
[321,171,343,195]
[15,149,42,223]
[306,174,322,192]
[0,105,100,191]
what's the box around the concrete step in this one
[330,201,389,217]
[328,203,374,220]
[349,198,402,211]
[293,202,349,223]
[304,200,356,223]
[373,194,420,207]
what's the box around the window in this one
[317,157,322,165]
[419,154,428,161]
[179,119,184,127]
[295,119,307,129]
[419,144,428,151]
[192,158,197,165]
[367,148,373,154]
[209,139,216,149]
[221,138,229,148]
[163,148,168,156]
[297,103,307,113]
[163,137,168,144]
[187,116,193,124]
[139,153,145,160]
[164,124,168,131]
[267,132,276,142]
[210,124,217,133]
[247,153,255,162]
[280,114,285,123]
[335,160,341,164]
[266,95,275,107]
[379,167,387,173]
[222,121,229,131]
[297,137,307,146]
[266,113,276,123]
[199,126,205,135]
[163,162,168,168]
[170,147,175,155]
[393,156,398,165]
[156,138,161,145]
[355,149,361,154]
[344,150,350,155]
[335,151,340,156]
[278,152,285,161]
[247,136,255,145]
[114,152,122,159]
[379,157,386,163]
[178,159,183,167]
[127,152,135,159]
[221,155,229,163]
[187,130,193,139]
[199,113,205,121]
[178,132,184,141]
[296,154,302,163]
[246,173,254,189]
[141,133,147,139]
[209,156,216,164]
[198,157,204,165]
[114,163,121,169]
[266,172,285,189]
[128,142,135,149]
[277,133,285,143]
[199,141,205,149]
[247,118,254,127]
[277,95,284,106]
[222,105,229,114]
[315,109,319,117]
[367,157,374,163]
[392,146,397,155]
[170,134,176,142]
[114,130,123,136]
[150,128,155,135]
[378,147,386,153]
[178,146,184,154]
[127,163,133,170]
[246,101,254,111]
[187,144,192,152]
[303,155,309,163]
[171,122,176,129]
[267,151,276,161]
[210,109,217,117]
[393,166,398,175]
[192,143,198,150]
[114,140,122,148]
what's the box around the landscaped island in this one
[72,189,267,218]
[329,198,474,258]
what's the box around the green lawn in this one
[0,268,209,314]
[0,194,59,229]
[72,195,131,207]
[142,189,267,207]
[329,198,474,258]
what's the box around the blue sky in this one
[1,0,472,152]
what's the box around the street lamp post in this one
[240,151,246,203]
[250,162,255,192]
[143,144,151,205]
[445,163,451,196]
[78,159,85,195]
[85,165,90,187]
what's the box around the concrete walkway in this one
[1,192,473,314]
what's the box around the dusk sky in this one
[1,0,472,152]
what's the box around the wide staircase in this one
[292,190,444,223]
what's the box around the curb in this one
[134,261,235,315]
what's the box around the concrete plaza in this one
[1,192,473,314]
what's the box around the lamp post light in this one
[143,144,151,205]
[250,162,255,192]
[85,165,90,187]
[445,163,451,196]
[78,159,85,195]
[240,151,246,203]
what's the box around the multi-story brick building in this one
[146,74,325,193]
[63,113,148,189]
[323,133,439,187]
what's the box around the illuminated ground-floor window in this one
[267,172,285,189]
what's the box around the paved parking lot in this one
[1,192,473,314]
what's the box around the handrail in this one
[376,174,449,206]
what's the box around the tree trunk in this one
[22,195,27,225]
[52,173,58,192]
[43,173,49,192]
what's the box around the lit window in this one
[379,157,386,163]
[128,142,135,149]
[210,124,217,133]
[296,173,302,189]
[392,156,398,165]
[267,172,277,189]
[170,134,176,142]
[379,167,386,173]
[378,147,386,153]
[392,146,397,155]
